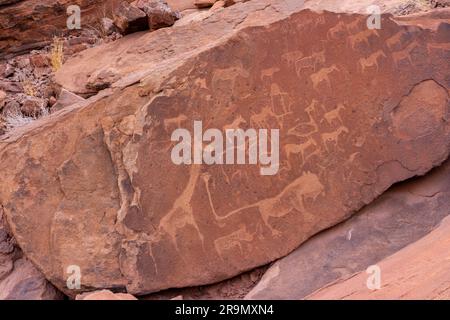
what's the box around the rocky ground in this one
[0,0,449,300]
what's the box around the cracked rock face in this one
[307,213,450,300]
[0,0,130,59]
[0,0,449,296]
[246,159,450,300]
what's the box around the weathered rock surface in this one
[0,0,129,59]
[166,0,197,11]
[76,289,137,300]
[145,265,267,299]
[114,1,149,34]
[0,0,449,296]
[246,159,450,299]
[133,0,180,31]
[307,214,450,300]
[304,0,439,15]
[0,207,63,300]
[51,88,86,113]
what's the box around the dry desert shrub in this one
[50,37,64,72]
[3,105,49,132]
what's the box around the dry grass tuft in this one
[50,37,64,72]
[4,106,49,132]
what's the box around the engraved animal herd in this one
[149,15,446,260]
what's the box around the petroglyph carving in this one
[223,115,247,130]
[250,105,291,129]
[214,225,255,257]
[296,50,326,75]
[287,100,322,138]
[271,83,292,114]
[256,172,324,235]
[212,65,250,91]
[347,29,380,49]
[204,170,324,236]
[327,21,347,39]
[310,65,339,90]
[392,41,420,67]
[358,50,387,72]
[346,17,364,33]
[157,165,204,250]
[426,42,450,54]
[261,67,281,80]
[281,51,304,67]
[284,139,320,164]
[321,126,349,150]
[386,31,404,50]
[323,104,346,125]
[164,114,188,132]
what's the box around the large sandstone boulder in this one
[0,207,63,300]
[76,289,137,300]
[246,159,450,299]
[307,214,450,299]
[0,0,449,296]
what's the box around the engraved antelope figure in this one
[321,126,349,151]
[323,104,346,125]
[286,100,324,139]
[214,225,255,257]
[392,41,420,68]
[327,21,347,39]
[359,50,387,72]
[386,32,404,50]
[295,50,326,75]
[310,65,339,90]
[347,29,380,50]
[284,140,319,165]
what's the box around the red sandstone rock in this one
[113,1,149,34]
[0,0,130,59]
[29,54,50,69]
[307,214,450,299]
[194,0,216,8]
[0,0,449,297]
[133,0,180,30]
[246,160,450,299]
[0,90,6,109]
[51,89,85,113]
[76,289,137,300]
[166,0,196,11]
[0,208,63,300]
[20,97,46,117]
